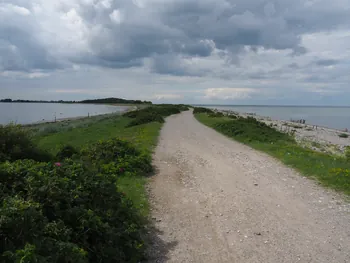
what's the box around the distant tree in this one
[1,98,12,102]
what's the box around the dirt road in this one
[148,110,350,263]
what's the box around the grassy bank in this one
[0,105,188,262]
[194,109,350,196]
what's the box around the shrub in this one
[0,159,146,262]
[228,114,238,119]
[208,112,224,118]
[0,124,52,162]
[82,138,153,174]
[214,117,292,143]
[124,105,188,127]
[127,112,164,127]
[56,145,79,160]
[345,147,350,160]
[339,133,349,138]
[193,107,214,114]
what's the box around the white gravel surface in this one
[148,110,350,263]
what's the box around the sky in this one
[0,0,350,105]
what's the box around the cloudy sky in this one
[0,0,350,105]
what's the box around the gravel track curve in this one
[148,110,350,263]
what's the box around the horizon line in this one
[192,104,350,108]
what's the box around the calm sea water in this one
[0,103,130,125]
[200,105,350,130]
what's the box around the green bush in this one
[0,159,146,263]
[0,124,52,162]
[127,112,164,127]
[345,147,350,160]
[124,105,188,127]
[214,117,293,143]
[228,114,238,119]
[339,133,349,138]
[193,107,214,114]
[208,112,224,118]
[56,145,79,160]
[82,138,153,174]
[0,118,157,262]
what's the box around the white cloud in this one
[98,0,112,9]
[153,94,184,100]
[0,3,31,16]
[51,89,87,94]
[0,71,49,79]
[204,88,258,100]
[110,9,123,24]
[28,72,50,79]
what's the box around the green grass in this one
[118,175,149,216]
[195,113,350,196]
[30,113,162,216]
[32,114,161,155]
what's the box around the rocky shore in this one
[215,109,350,156]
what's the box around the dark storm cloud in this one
[150,54,208,77]
[0,27,62,72]
[314,59,339,66]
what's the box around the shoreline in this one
[7,104,135,127]
[215,108,350,155]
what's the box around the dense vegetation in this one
[214,117,292,143]
[193,107,214,114]
[124,104,189,127]
[0,105,185,262]
[0,125,52,162]
[0,97,152,104]
[195,111,350,195]
[0,128,148,262]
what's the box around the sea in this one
[0,103,130,125]
[199,105,350,130]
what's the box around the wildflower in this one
[119,168,124,173]
[54,162,62,167]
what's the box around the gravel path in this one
[148,110,350,263]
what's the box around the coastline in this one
[215,108,350,155]
[13,104,135,127]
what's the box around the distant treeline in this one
[80,98,152,104]
[0,97,152,104]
